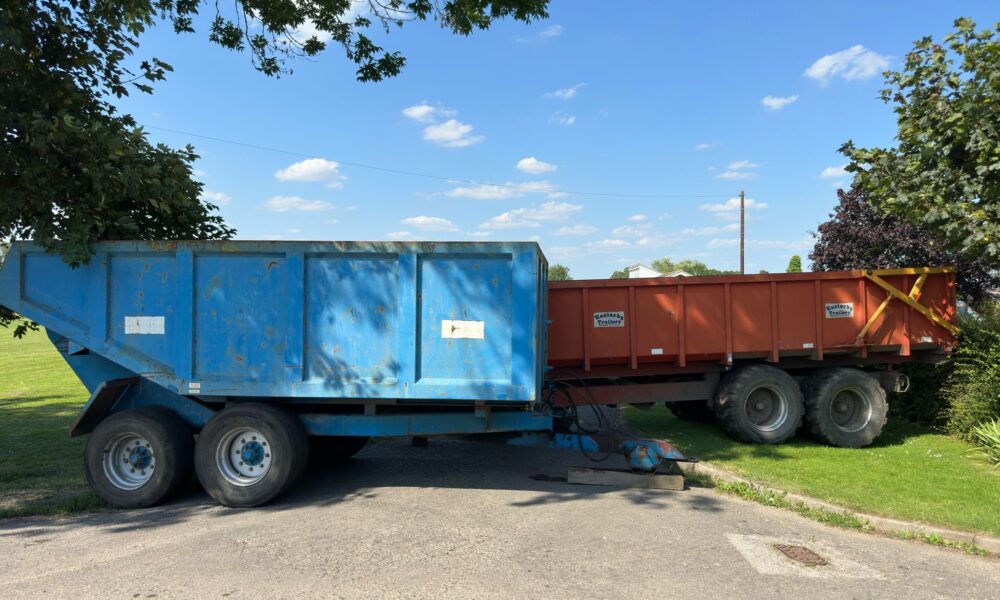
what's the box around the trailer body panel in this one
[547,269,957,373]
[0,241,547,405]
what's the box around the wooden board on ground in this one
[567,467,684,490]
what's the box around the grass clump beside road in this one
[0,327,106,518]
[626,404,1000,537]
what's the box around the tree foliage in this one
[786,255,802,273]
[0,0,550,335]
[840,18,1000,261]
[651,257,738,277]
[810,187,999,305]
[609,269,628,279]
[2,1,236,269]
[548,263,571,281]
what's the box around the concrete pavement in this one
[1,438,997,599]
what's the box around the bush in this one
[943,303,1000,440]
[968,418,1000,468]
[890,362,951,426]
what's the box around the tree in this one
[609,269,629,279]
[0,0,550,334]
[810,187,999,304]
[650,257,738,276]
[786,255,802,273]
[548,264,571,281]
[840,18,1000,262]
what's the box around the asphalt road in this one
[1,438,997,599]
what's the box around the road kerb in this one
[677,460,1000,555]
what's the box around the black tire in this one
[801,368,887,448]
[195,403,308,508]
[309,436,369,464]
[84,407,194,508]
[711,365,803,444]
[666,401,716,423]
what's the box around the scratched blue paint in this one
[0,241,547,409]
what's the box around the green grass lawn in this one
[626,404,1000,536]
[0,327,105,517]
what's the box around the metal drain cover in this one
[772,544,829,567]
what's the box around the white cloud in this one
[446,180,560,200]
[200,190,231,206]
[805,45,890,85]
[628,214,648,222]
[611,224,653,237]
[555,224,598,236]
[545,83,586,100]
[401,216,459,231]
[681,223,741,236]
[516,157,557,174]
[264,195,333,212]
[820,164,849,179]
[422,119,484,147]
[480,201,582,229]
[539,25,562,39]
[386,231,414,240]
[516,24,562,43]
[715,170,756,180]
[727,160,760,170]
[550,111,576,126]
[586,239,630,252]
[467,231,492,238]
[761,95,799,110]
[402,103,455,123]
[707,238,739,249]
[695,142,718,151]
[700,197,768,213]
[274,158,346,188]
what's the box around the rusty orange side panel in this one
[546,269,957,372]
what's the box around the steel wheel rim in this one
[103,433,156,491]
[216,427,272,487]
[830,388,872,433]
[745,386,789,432]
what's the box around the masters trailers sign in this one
[825,303,854,319]
[593,311,625,327]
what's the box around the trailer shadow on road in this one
[0,438,727,540]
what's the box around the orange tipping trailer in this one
[544,267,958,448]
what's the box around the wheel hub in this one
[217,428,272,486]
[103,433,156,491]
[745,386,789,432]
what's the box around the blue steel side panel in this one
[303,254,399,388]
[0,241,545,407]
[417,255,512,384]
[107,253,176,370]
[194,253,288,382]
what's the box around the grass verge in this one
[0,327,108,518]
[626,404,1000,537]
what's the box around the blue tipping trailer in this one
[0,240,685,507]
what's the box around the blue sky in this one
[119,1,998,278]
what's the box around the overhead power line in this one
[147,125,734,200]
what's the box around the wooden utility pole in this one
[739,190,745,274]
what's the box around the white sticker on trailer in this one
[593,311,625,328]
[824,303,854,319]
[441,320,485,339]
[124,316,165,335]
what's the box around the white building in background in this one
[625,264,693,279]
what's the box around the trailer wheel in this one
[801,368,887,448]
[666,401,716,423]
[309,436,369,464]
[195,403,308,508]
[84,407,194,508]
[712,365,803,444]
